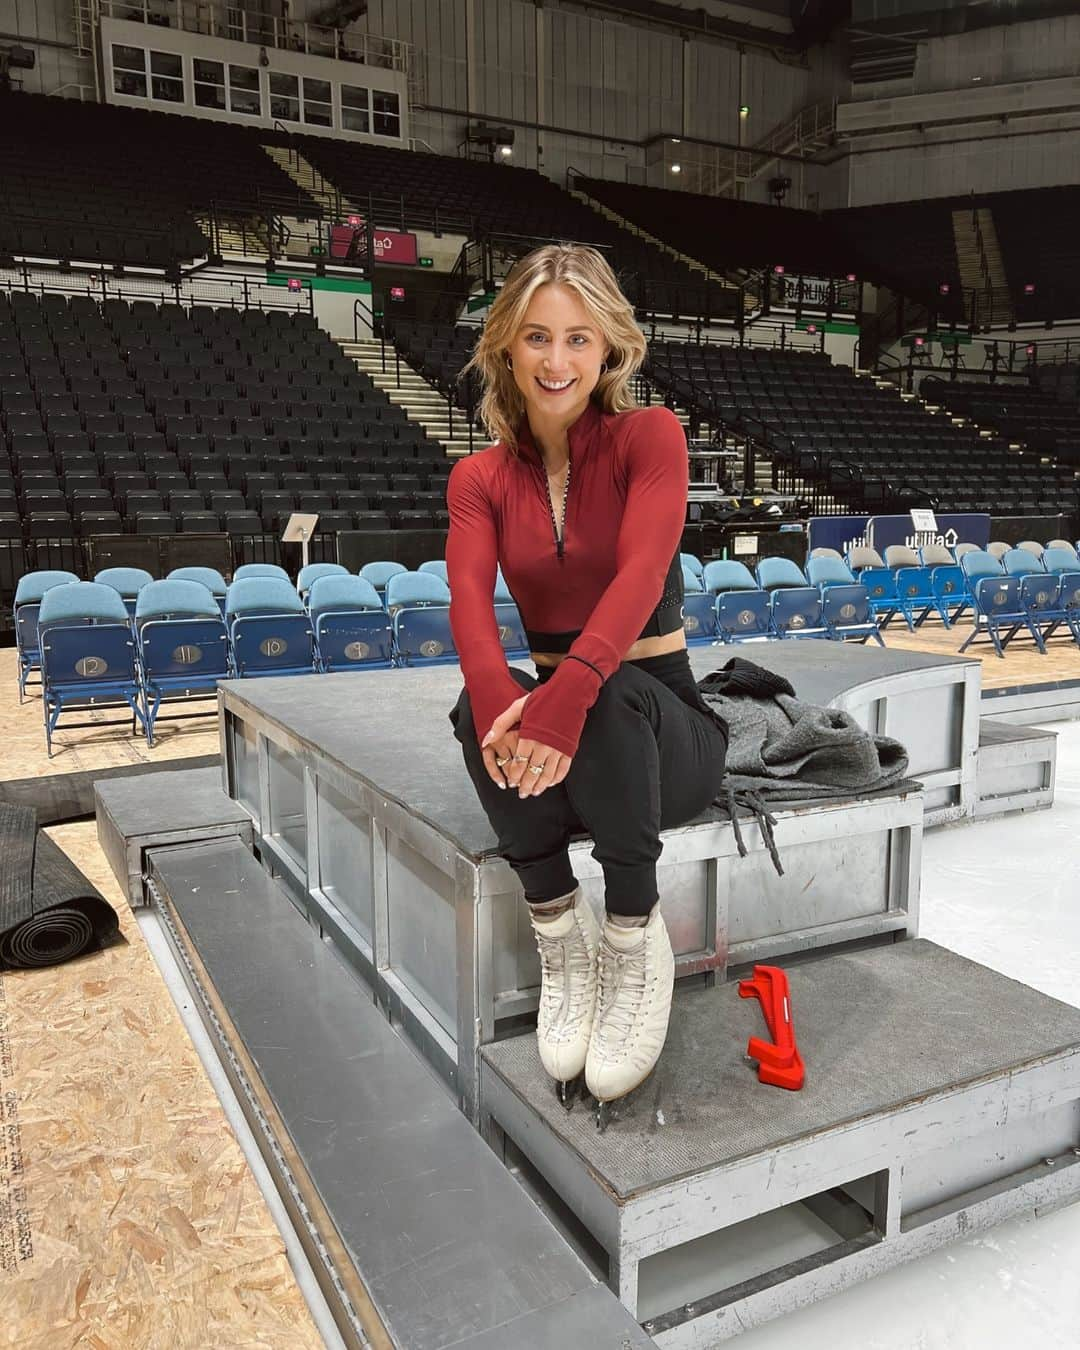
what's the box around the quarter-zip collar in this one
[516,398,602,471]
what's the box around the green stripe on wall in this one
[795,320,860,336]
[267,275,373,295]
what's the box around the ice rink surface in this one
[737,720,1080,1350]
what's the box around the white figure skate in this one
[529,887,601,1107]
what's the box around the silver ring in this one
[512,754,530,763]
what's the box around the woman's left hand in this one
[482,698,572,798]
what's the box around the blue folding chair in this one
[680,567,720,646]
[387,572,455,667]
[37,581,149,756]
[1057,572,1080,645]
[919,544,969,627]
[959,553,1043,658]
[308,575,394,672]
[755,556,811,592]
[755,558,825,638]
[770,586,827,639]
[13,570,80,701]
[1018,573,1071,650]
[418,560,450,583]
[168,566,229,617]
[884,547,935,629]
[359,561,408,603]
[94,566,156,621]
[819,585,884,645]
[805,556,858,589]
[1002,548,1046,580]
[702,561,771,643]
[846,546,905,629]
[1043,547,1080,576]
[233,562,291,583]
[136,579,230,746]
[297,561,348,604]
[226,577,315,677]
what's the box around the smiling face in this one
[508,282,610,430]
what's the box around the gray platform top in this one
[95,766,250,836]
[218,644,931,857]
[482,938,1080,1201]
[151,837,655,1350]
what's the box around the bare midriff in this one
[530,628,688,668]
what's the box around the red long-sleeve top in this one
[445,400,689,759]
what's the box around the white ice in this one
[737,719,1080,1350]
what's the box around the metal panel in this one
[481,940,1080,1343]
[145,837,653,1350]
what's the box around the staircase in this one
[567,185,757,310]
[264,144,360,220]
[951,206,1013,327]
[193,213,270,259]
[339,338,477,457]
[343,335,833,507]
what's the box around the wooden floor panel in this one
[881,617,1080,689]
[0,647,220,784]
[0,821,322,1349]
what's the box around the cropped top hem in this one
[534,647,729,743]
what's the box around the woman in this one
[447,244,728,1111]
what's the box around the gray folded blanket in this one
[697,658,910,875]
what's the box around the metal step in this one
[146,833,652,1350]
[482,936,1080,1344]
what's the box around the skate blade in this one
[590,1071,656,1134]
[556,1073,585,1112]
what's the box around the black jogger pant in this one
[449,658,728,917]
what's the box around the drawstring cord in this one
[721,783,785,877]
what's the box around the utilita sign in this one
[330,222,419,264]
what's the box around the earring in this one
[599,362,609,375]
[506,356,513,371]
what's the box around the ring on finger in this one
[527,764,544,776]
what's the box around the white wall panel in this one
[848,125,1080,206]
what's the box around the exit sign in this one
[419,256,433,267]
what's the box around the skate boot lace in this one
[593,940,648,1053]
[534,923,594,1041]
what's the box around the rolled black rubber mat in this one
[0,804,120,969]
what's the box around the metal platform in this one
[480,939,1080,1346]
[982,675,1080,727]
[145,835,655,1350]
[95,765,254,908]
[216,656,925,1120]
[974,719,1057,818]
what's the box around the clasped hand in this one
[480,694,572,798]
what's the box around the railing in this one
[0,259,315,315]
[98,0,412,71]
[735,100,836,183]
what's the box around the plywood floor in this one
[880,618,1080,690]
[0,819,323,1349]
[0,647,220,784]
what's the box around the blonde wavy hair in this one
[460,243,647,455]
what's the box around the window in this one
[194,57,225,110]
[341,84,369,134]
[112,44,147,98]
[269,72,300,123]
[228,64,261,116]
[372,89,400,139]
[302,77,332,127]
[149,50,183,104]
